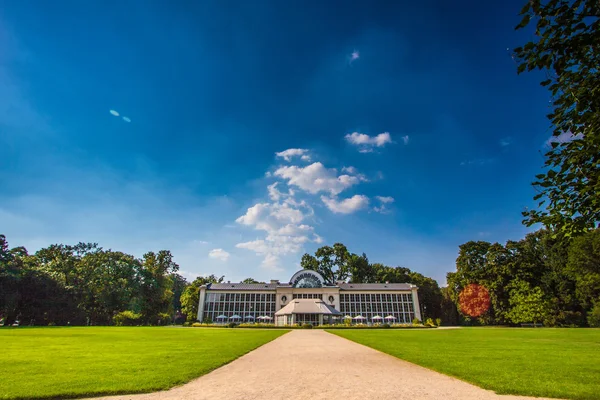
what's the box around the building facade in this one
[197,269,421,326]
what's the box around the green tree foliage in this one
[507,280,550,325]
[0,234,186,326]
[300,243,352,283]
[137,251,179,324]
[447,229,600,326]
[170,273,188,313]
[242,277,263,283]
[180,274,224,322]
[514,0,600,236]
[301,245,443,320]
[567,229,600,309]
[587,302,600,327]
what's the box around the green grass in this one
[0,327,288,400]
[328,328,600,400]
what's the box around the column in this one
[411,286,422,322]
[197,286,207,322]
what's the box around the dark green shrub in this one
[381,323,391,328]
[157,312,172,326]
[412,317,421,325]
[227,322,237,328]
[203,317,213,324]
[302,323,313,329]
[48,322,56,326]
[588,302,600,327]
[183,321,191,327]
[435,318,442,326]
[113,311,142,326]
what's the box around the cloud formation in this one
[275,148,311,162]
[345,132,392,152]
[374,196,395,213]
[208,248,230,261]
[402,135,410,145]
[321,195,369,214]
[274,162,362,195]
[235,199,318,271]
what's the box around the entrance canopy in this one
[275,298,341,316]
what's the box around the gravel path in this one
[91,329,554,400]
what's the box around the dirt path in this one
[91,329,554,400]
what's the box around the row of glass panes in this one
[203,311,274,321]
[339,302,414,313]
[206,292,276,302]
[340,293,412,303]
[292,293,323,299]
[205,302,276,312]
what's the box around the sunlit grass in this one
[0,327,287,400]
[329,328,600,400]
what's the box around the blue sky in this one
[0,0,552,284]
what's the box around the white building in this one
[197,269,421,326]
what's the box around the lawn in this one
[329,328,600,400]
[0,327,287,400]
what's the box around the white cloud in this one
[275,148,311,162]
[235,196,318,269]
[122,116,131,123]
[193,240,209,245]
[374,196,395,213]
[345,132,392,152]
[500,137,511,146]
[402,135,409,145]
[321,195,369,214]
[208,248,230,261]
[261,253,283,272]
[545,131,583,147]
[109,110,119,116]
[267,182,296,202]
[376,196,394,204]
[274,162,360,195]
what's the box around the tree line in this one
[2,231,599,327]
[447,229,600,327]
[0,234,261,326]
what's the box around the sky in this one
[0,0,553,285]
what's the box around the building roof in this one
[204,281,416,291]
[275,299,342,316]
[207,283,278,291]
[338,283,415,291]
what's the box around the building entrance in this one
[295,313,319,325]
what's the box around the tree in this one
[242,278,262,283]
[76,249,141,325]
[507,280,550,325]
[515,0,600,236]
[180,274,224,322]
[137,250,179,324]
[567,229,600,309]
[348,253,375,283]
[459,284,491,318]
[300,243,351,283]
[170,273,188,313]
[588,302,600,327]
